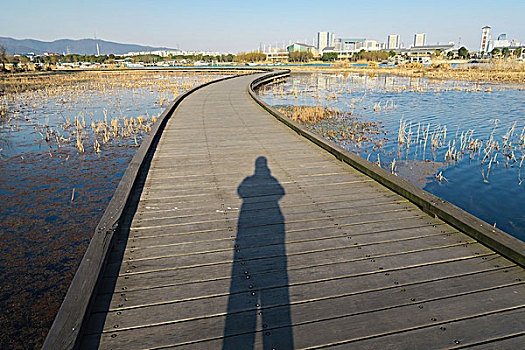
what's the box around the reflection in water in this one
[223,157,294,349]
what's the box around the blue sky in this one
[1,0,523,52]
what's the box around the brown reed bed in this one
[397,118,525,184]
[277,104,385,148]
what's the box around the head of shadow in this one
[222,156,294,349]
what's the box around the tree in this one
[501,47,511,57]
[491,48,501,57]
[434,49,443,56]
[515,47,522,58]
[388,50,396,57]
[458,46,469,58]
[234,51,266,62]
[350,50,389,62]
[222,54,234,62]
[0,43,7,71]
[288,51,313,62]
[447,51,454,58]
[10,55,20,72]
[321,52,338,61]
[17,55,30,70]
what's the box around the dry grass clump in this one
[277,105,350,123]
[277,104,384,148]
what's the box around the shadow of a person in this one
[222,156,294,349]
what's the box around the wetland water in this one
[258,72,525,241]
[0,71,230,348]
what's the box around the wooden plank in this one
[86,266,524,335]
[92,254,513,313]
[111,224,472,275]
[83,281,525,349]
[339,309,525,349]
[122,222,454,263]
[457,332,525,349]
[127,208,429,239]
[143,154,335,171]
[141,163,346,180]
[98,242,496,295]
[136,179,378,203]
[134,184,388,209]
[125,215,439,253]
[130,201,413,232]
[140,172,367,193]
[105,237,480,283]
[133,194,404,222]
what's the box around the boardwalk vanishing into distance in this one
[44,70,525,349]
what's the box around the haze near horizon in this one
[1,0,524,52]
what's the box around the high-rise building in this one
[480,26,491,53]
[317,32,335,52]
[413,33,427,47]
[387,35,400,49]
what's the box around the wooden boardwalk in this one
[75,72,525,349]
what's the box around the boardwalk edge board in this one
[43,68,268,350]
[248,70,525,268]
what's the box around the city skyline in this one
[1,0,524,53]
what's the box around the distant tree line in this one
[351,49,390,62]
[321,52,338,61]
[234,52,266,62]
[2,42,524,73]
[288,51,313,62]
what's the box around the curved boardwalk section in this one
[80,73,525,349]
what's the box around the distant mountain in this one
[0,37,178,55]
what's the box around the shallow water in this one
[258,72,525,241]
[0,71,228,349]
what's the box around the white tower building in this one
[480,26,491,54]
[317,32,335,52]
[387,35,400,49]
[413,33,427,47]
